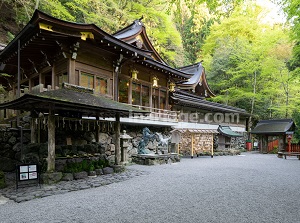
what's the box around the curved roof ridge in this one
[176,62,215,97]
[112,17,166,64]
[177,62,203,88]
[113,19,143,39]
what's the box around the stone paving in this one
[0,169,148,203]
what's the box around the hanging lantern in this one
[169,82,175,92]
[152,76,159,88]
[131,69,138,80]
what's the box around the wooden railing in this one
[129,104,178,123]
[286,144,300,152]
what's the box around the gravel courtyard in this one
[1,152,300,223]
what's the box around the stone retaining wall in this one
[0,124,172,172]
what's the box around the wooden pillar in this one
[261,135,268,153]
[47,109,56,172]
[115,113,120,165]
[30,111,38,143]
[113,68,119,101]
[68,59,76,85]
[96,115,100,143]
[128,80,132,104]
[51,63,55,89]
[211,134,214,158]
[30,118,36,143]
[191,133,194,158]
[278,135,285,152]
[37,119,41,144]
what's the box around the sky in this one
[256,0,286,24]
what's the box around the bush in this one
[0,171,6,189]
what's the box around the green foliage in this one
[0,170,6,189]
[7,32,15,42]
[0,85,6,94]
[202,3,297,125]
[292,111,300,143]
[63,158,109,173]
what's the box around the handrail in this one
[123,103,179,123]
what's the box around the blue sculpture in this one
[138,127,156,154]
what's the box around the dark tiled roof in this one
[170,91,249,115]
[177,63,203,88]
[251,119,295,134]
[0,88,148,117]
[113,20,143,39]
[218,125,243,137]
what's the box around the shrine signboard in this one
[16,163,40,189]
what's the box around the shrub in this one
[0,171,6,189]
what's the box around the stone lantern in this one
[120,130,132,164]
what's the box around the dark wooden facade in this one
[0,10,250,165]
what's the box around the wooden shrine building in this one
[251,119,295,153]
[0,10,250,171]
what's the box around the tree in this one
[202,3,295,126]
[278,0,300,75]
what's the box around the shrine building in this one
[0,10,249,170]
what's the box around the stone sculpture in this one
[156,133,171,147]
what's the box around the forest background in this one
[0,0,299,139]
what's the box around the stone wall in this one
[0,124,172,172]
[0,127,31,172]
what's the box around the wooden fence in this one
[287,144,300,152]
[268,139,278,153]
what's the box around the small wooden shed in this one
[251,119,295,153]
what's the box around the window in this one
[152,88,159,109]
[159,90,166,110]
[142,85,150,107]
[81,72,94,89]
[119,79,129,103]
[95,77,107,94]
[132,82,141,105]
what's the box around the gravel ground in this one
[0,152,300,223]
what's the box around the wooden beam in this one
[47,109,56,172]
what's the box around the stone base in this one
[41,172,63,184]
[113,165,125,173]
[131,153,180,165]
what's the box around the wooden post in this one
[47,109,56,172]
[37,118,41,144]
[96,115,100,143]
[51,63,55,89]
[211,134,214,158]
[30,110,38,143]
[113,65,120,102]
[261,135,268,153]
[191,133,194,158]
[68,58,75,85]
[115,113,120,165]
[30,118,36,143]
